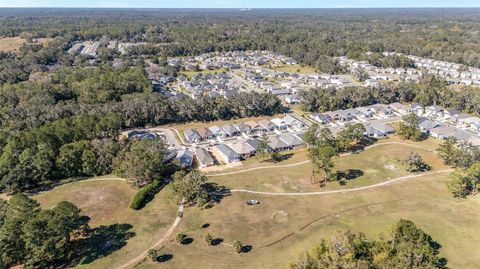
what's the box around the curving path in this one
[117,202,185,269]
[228,169,453,196]
[208,141,436,177]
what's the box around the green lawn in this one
[135,172,480,269]
[33,176,178,269]
[208,136,447,192]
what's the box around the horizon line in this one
[1,6,480,9]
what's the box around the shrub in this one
[175,233,187,244]
[233,240,243,253]
[147,248,159,262]
[129,180,162,210]
[204,233,214,245]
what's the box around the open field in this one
[135,172,480,269]
[208,136,447,192]
[33,176,178,269]
[271,64,316,74]
[0,37,54,52]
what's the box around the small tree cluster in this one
[204,233,214,246]
[168,169,209,206]
[406,152,430,172]
[438,138,480,168]
[398,113,422,141]
[447,162,480,198]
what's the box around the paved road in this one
[208,141,435,177]
[228,169,453,196]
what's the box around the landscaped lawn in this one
[33,176,178,269]
[135,172,480,269]
[208,136,447,192]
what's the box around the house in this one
[425,105,443,117]
[309,113,331,124]
[235,123,251,134]
[278,134,304,148]
[175,148,194,168]
[244,121,262,134]
[355,107,375,119]
[229,141,256,158]
[369,104,394,117]
[390,102,410,115]
[184,129,202,143]
[257,119,277,132]
[429,126,458,139]
[195,128,214,141]
[208,125,227,138]
[268,135,290,151]
[330,109,355,122]
[285,94,301,104]
[410,103,424,116]
[270,118,290,130]
[442,109,461,119]
[195,148,215,167]
[418,119,442,133]
[215,144,240,163]
[221,124,240,137]
[364,122,395,138]
[245,138,265,152]
[283,114,307,129]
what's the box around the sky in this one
[0,0,479,8]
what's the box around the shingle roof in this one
[195,148,214,166]
[268,135,289,150]
[216,144,240,160]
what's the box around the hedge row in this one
[129,180,162,210]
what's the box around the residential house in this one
[175,148,194,168]
[184,129,202,143]
[410,103,424,116]
[245,138,265,152]
[330,109,355,122]
[418,119,442,133]
[278,134,304,148]
[235,123,252,134]
[208,125,228,138]
[270,118,290,130]
[229,141,256,158]
[195,128,214,141]
[221,124,240,137]
[425,105,443,117]
[363,122,395,138]
[257,119,277,132]
[429,126,458,139]
[355,107,375,120]
[215,144,240,163]
[309,113,331,124]
[390,102,410,115]
[244,121,262,134]
[283,114,307,129]
[442,109,461,120]
[195,148,215,167]
[268,135,290,152]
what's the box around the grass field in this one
[33,176,178,269]
[208,136,447,192]
[136,172,480,269]
[271,64,316,74]
[0,37,53,52]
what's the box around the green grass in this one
[135,172,480,269]
[208,136,447,192]
[33,176,178,269]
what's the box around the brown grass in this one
[0,37,54,52]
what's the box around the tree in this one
[309,145,338,186]
[398,113,422,141]
[447,162,480,198]
[406,152,430,172]
[257,133,270,159]
[270,151,282,163]
[175,233,187,244]
[113,138,169,187]
[289,219,445,269]
[233,240,243,253]
[147,248,159,262]
[304,124,336,148]
[336,123,366,152]
[437,137,457,166]
[204,233,214,246]
[168,169,209,206]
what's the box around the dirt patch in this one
[384,164,396,170]
[272,210,288,223]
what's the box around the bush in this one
[175,233,187,244]
[204,233,214,245]
[129,180,162,210]
[233,240,243,253]
[147,248,159,262]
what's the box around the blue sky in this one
[0,0,479,8]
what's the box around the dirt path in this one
[208,141,435,177]
[117,203,185,269]
[228,169,453,196]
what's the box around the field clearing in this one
[208,136,447,192]
[0,37,54,52]
[272,64,316,74]
[136,173,480,269]
[33,176,178,269]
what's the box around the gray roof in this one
[368,122,394,133]
[229,141,255,155]
[245,138,262,151]
[268,135,289,150]
[176,148,193,167]
[208,125,226,136]
[221,124,240,136]
[216,144,240,160]
[184,129,201,142]
[235,123,251,133]
[195,148,214,166]
[278,133,303,147]
[419,120,442,130]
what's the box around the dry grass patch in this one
[0,37,53,52]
